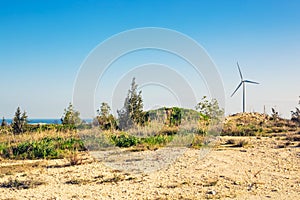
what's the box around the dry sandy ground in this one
[0,136,299,200]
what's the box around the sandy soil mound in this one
[222,112,298,136]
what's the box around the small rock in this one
[206,190,216,195]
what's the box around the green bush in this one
[0,143,10,157]
[1,137,85,159]
[141,135,173,146]
[110,133,140,147]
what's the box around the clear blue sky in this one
[1,0,300,118]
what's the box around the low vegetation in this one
[221,112,298,137]
[1,78,299,161]
[0,135,85,159]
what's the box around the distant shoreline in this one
[3,119,92,125]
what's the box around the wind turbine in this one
[231,62,259,113]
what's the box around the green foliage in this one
[12,107,28,134]
[0,143,10,157]
[196,96,224,135]
[24,124,79,133]
[110,133,140,147]
[117,78,148,130]
[169,107,182,126]
[110,133,173,148]
[0,137,85,159]
[164,107,182,127]
[1,117,7,127]
[95,102,117,130]
[141,135,173,146]
[61,103,81,127]
[195,96,224,121]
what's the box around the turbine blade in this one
[237,62,243,80]
[244,80,259,84]
[231,82,243,97]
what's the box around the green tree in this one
[95,102,117,130]
[165,107,182,127]
[117,78,148,130]
[1,117,8,127]
[61,103,81,127]
[170,107,182,126]
[12,107,28,134]
[196,96,224,121]
[196,96,224,134]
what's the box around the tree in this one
[195,96,224,121]
[95,102,117,130]
[61,103,81,127]
[117,78,148,130]
[12,107,28,134]
[1,117,7,127]
[196,96,224,135]
[165,107,182,127]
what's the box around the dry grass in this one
[223,138,249,148]
[191,134,204,148]
[222,112,298,136]
[0,161,44,175]
[66,150,82,166]
[64,173,132,186]
[0,129,78,145]
[234,139,249,147]
[0,178,44,190]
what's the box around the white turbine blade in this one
[237,62,243,80]
[231,82,243,97]
[244,80,259,84]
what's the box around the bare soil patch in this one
[0,135,299,199]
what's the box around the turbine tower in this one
[231,62,259,113]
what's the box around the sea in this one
[3,119,92,125]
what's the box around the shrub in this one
[67,150,82,166]
[110,133,140,147]
[0,143,10,157]
[141,135,173,146]
[191,134,204,148]
[1,137,85,159]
